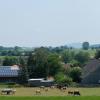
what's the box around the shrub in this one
[55,72,72,86]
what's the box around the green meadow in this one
[0,96,100,100]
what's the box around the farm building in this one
[0,65,20,83]
[81,59,100,85]
[28,78,54,87]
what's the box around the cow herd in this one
[0,86,81,96]
[35,85,81,96]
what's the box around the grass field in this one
[0,87,100,96]
[14,87,100,96]
[0,87,100,100]
[0,96,100,100]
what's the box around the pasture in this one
[0,87,100,100]
[0,87,100,96]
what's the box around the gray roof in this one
[0,66,19,77]
[82,59,100,78]
[82,59,100,84]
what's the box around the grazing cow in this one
[56,85,62,90]
[36,90,41,95]
[11,89,16,94]
[62,87,67,90]
[45,88,49,92]
[60,87,67,92]
[1,89,16,95]
[56,84,67,90]
[50,86,55,89]
[74,90,80,96]
[68,91,74,95]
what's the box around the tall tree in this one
[75,51,90,67]
[61,50,75,64]
[27,47,49,78]
[19,57,29,84]
[47,54,62,77]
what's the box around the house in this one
[81,59,100,85]
[28,78,54,87]
[0,65,20,83]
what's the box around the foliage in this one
[47,54,63,77]
[27,47,63,78]
[70,59,80,67]
[55,72,72,86]
[27,47,49,78]
[95,50,100,59]
[19,57,29,84]
[61,50,75,64]
[75,51,90,66]
[3,56,19,66]
[69,67,82,83]
[0,46,96,85]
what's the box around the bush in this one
[6,82,22,88]
[55,72,72,86]
[69,67,82,83]
[7,82,16,85]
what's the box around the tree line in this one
[0,42,100,86]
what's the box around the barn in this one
[81,59,100,85]
[0,65,20,83]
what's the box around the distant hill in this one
[67,43,100,49]
[91,44,100,48]
[67,43,82,48]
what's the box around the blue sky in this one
[0,0,100,47]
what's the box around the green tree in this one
[95,50,100,59]
[55,72,72,86]
[75,51,90,66]
[61,50,75,64]
[3,56,19,66]
[19,57,29,84]
[70,60,80,67]
[69,67,82,83]
[27,47,49,78]
[47,54,62,77]
[82,42,89,50]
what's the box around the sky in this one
[0,0,100,47]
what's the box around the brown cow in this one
[36,90,41,95]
